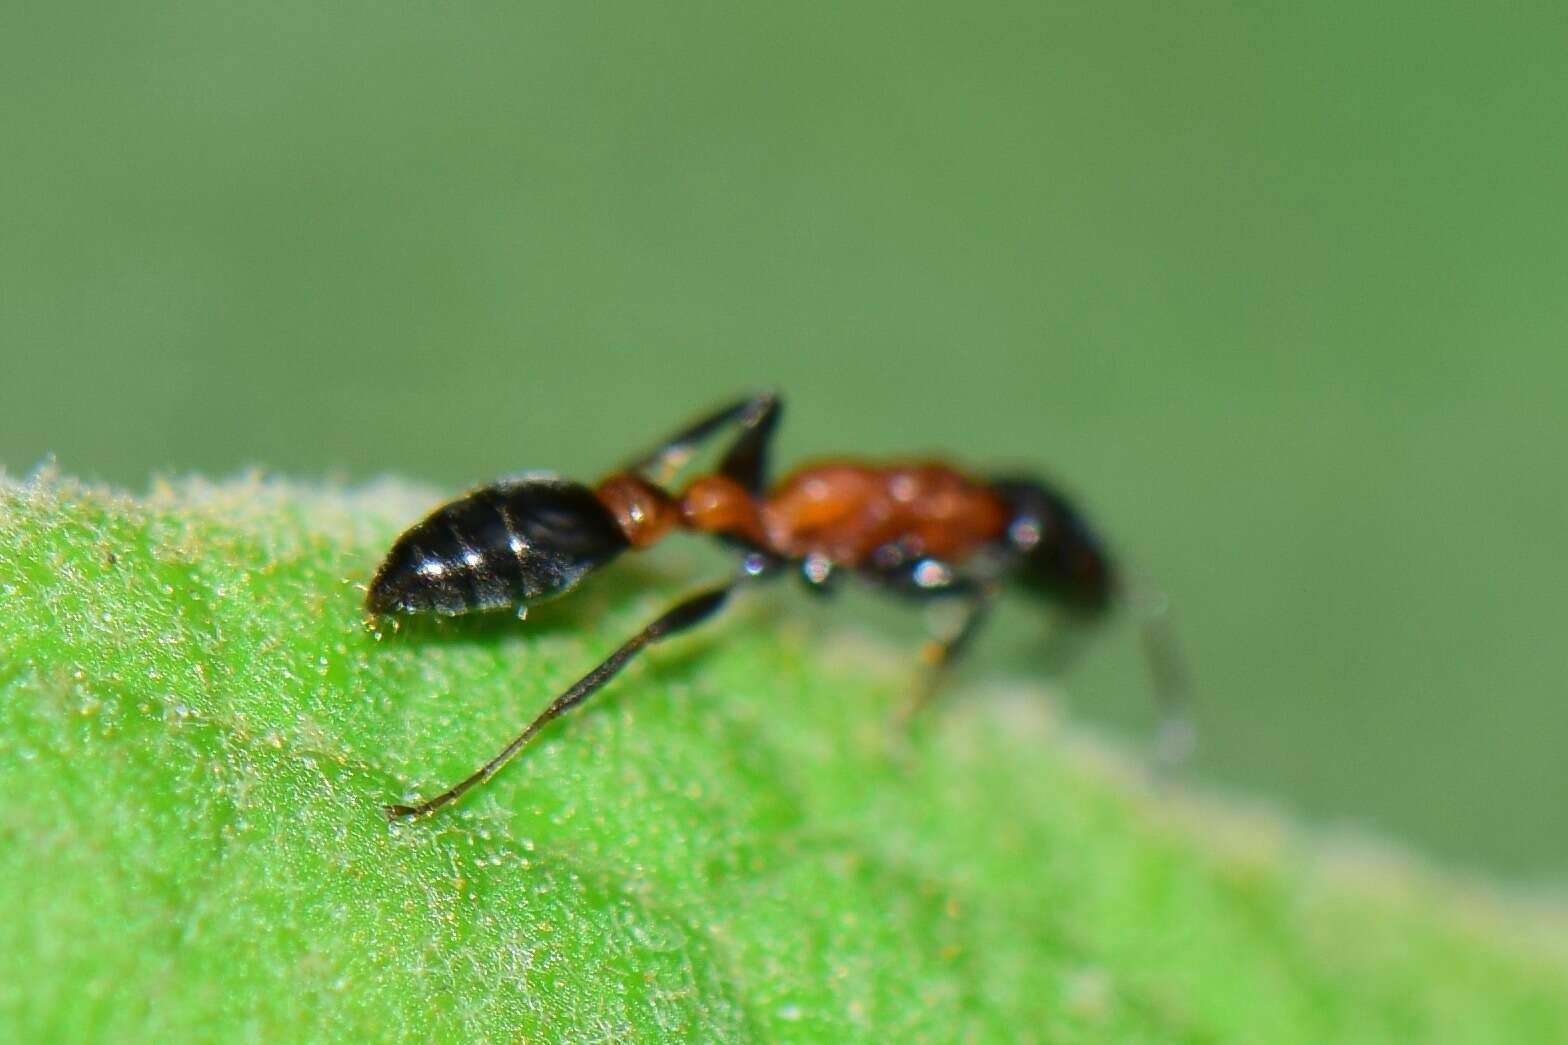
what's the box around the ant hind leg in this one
[387,582,734,818]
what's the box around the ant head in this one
[367,475,629,617]
[991,478,1116,615]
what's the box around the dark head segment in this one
[367,475,629,617]
[991,478,1116,614]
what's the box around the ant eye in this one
[1008,517,1043,550]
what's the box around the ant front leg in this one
[624,391,781,490]
[387,582,734,819]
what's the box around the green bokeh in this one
[3,2,1565,876]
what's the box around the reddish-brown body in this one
[596,461,1011,568]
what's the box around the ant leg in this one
[387,583,733,818]
[624,391,780,489]
[714,392,781,495]
[1130,583,1195,774]
[895,589,995,725]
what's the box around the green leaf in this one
[3,473,1565,1042]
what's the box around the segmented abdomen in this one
[367,477,628,616]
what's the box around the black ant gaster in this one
[370,392,1189,818]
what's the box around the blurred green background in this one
[3,2,1564,879]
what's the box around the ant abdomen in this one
[367,476,628,617]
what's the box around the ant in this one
[369,391,1190,818]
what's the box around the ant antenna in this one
[1127,575,1195,776]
